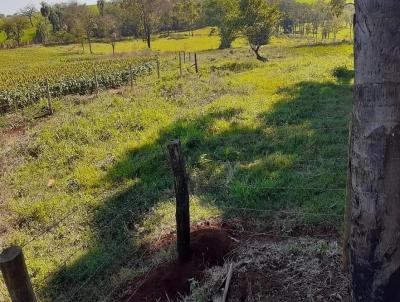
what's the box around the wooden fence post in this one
[0,246,37,302]
[167,140,191,263]
[179,52,183,78]
[45,78,53,115]
[93,66,99,96]
[157,59,160,79]
[188,52,191,62]
[194,53,198,74]
[183,51,186,63]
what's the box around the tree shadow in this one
[42,78,353,301]
[332,66,355,85]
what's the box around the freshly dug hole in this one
[121,229,233,302]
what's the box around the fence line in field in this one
[18,175,347,249]
[59,206,342,302]
[1,51,354,301]
[2,196,346,301]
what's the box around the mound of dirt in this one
[186,237,350,302]
[121,229,233,302]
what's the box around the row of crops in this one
[0,56,155,114]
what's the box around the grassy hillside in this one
[0,27,352,110]
[0,29,353,300]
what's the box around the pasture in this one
[0,29,353,301]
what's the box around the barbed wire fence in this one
[0,50,351,302]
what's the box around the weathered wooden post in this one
[157,59,160,79]
[194,53,198,74]
[167,140,191,263]
[45,78,53,115]
[183,51,186,63]
[93,66,99,96]
[179,52,183,78]
[0,246,37,302]
[188,52,191,62]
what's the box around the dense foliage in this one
[239,0,281,61]
[0,0,354,50]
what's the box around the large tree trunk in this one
[219,26,236,49]
[350,1,400,301]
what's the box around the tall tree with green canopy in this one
[0,16,30,47]
[97,0,106,17]
[173,0,199,35]
[330,0,346,18]
[20,5,37,27]
[122,0,162,49]
[202,0,240,49]
[238,0,281,61]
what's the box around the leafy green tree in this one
[202,0,240,49]
[309,0,330,40]
[343,5,355,40]
[66,4,99,53]
[329,0,346,18]
[0,16,30,47]
[40,2,51,20]
[82,8,98,54]
[173,0,199,35]
[109,31,118,54]
[20,5,37,27]
[48,5,63,33]
[238,0,281,61]
[105,3,141,37]
[34,21,48,44]
[40,2,63,33]
[122,0,162,49]
[97,0,106,17]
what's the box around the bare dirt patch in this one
[120,229,234,302]
[189,234,349,302]
[117,221,349,302]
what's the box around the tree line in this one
[0,0,353,59]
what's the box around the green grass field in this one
[0,29,353,301]
[0,26,353,114]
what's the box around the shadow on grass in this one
[43,78,353,301]
[332,66,355,85]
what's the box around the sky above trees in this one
[0,0,97,15]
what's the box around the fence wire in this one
[1,50,355,302]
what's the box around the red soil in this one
[121,229,233,302]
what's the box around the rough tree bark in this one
[350,1,400,301]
